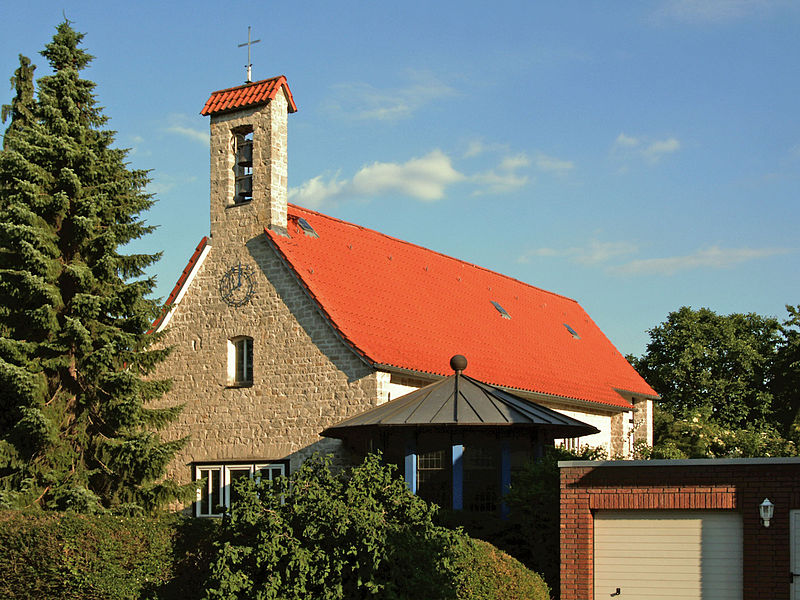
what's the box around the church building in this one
[153,76,658,517]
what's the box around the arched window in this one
[227,336,253,386]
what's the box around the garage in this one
[594,510,742,600]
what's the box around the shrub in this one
[455,539,550,600]
[0,510,216,599]
[203,452,550,600]
[204,453,463,600]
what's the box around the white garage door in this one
[594,511,742,600]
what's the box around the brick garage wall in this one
[560,459,800,600]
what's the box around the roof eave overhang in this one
[322,422,600,441]
[373,363,635,413]
[612,386,661,401]
[150,237,211,333]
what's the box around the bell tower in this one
[201,76,297,247]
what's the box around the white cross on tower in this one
[238,26,261,83]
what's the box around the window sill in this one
[226,382,253,389]
[226,200,252,209]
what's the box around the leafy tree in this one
[639,405,796,459]
[772,305,800,435]
[633,306,780,429]
[0,22,189,513]
[632,306,799,458]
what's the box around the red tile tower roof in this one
[264,206,658,409]
[200,76,298,116]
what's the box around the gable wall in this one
[154,239,382,487]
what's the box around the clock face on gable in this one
[219,262,256,307]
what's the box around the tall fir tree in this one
[0,22,190,513]
[1,54,36,146]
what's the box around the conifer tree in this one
[0,22,189,513]
[1,55,36,145]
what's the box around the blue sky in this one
[2,0,798,358]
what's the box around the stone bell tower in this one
[201,76,298,247]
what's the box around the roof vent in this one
[297,217,319,238]
[564,323,580,339]
[491,301,511,319]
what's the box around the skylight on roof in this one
[297,217,319,238]
[564,323,580,339]
[491,301,511,319]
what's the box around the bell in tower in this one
[234,132,253,203]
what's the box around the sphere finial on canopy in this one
[450,354,467,373]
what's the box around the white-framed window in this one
[194,462,286,517]
[227,336,253,386]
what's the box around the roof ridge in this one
[286,203,580,305]
[208,75,286,96]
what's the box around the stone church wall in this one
[153,236,382,486]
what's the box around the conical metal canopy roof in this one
[322,355,599,440]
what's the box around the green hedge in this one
[0,479,549,600]
[0,511,216,600]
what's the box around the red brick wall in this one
[560,460,800,600]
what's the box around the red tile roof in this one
[265,206,658,409]
[200,76,298,116]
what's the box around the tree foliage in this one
[0,22,189,513]
[204,453,550,600]
[632,305,800,458]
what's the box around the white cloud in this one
[462,140,512,159]
[290,150,465,207]
[147,174,199,196]
[655,0,794,23]
[126,135,149,157]
[288,174,347,208]
[519,240,790,276]
[351,151,464,200]
[327,70,457,121]
[472,153,531,195]
[463,140,488,158]
[518,239,638,265]
[499,154,531,172]
[534,152,574,174]
[611,245,790,275]
[613,132,681,164]
[167,125,209,146]
[643,137,681,161]
[165,114,209,147]
[291,147,537,207]
[614,133,640,148]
